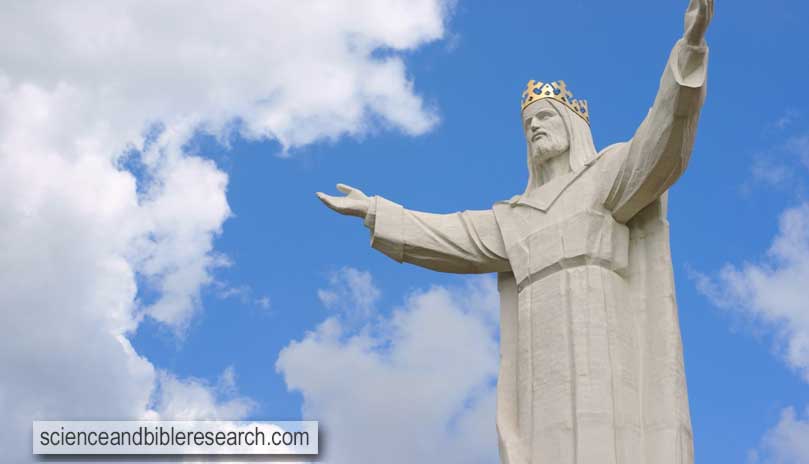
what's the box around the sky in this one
[1,1,809,463]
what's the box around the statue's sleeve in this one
[363,196,510,274]
[604,38,708,223]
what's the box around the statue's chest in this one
[493,179,629,288]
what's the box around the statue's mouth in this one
[532,131,547,142]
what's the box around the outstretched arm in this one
[318,184,510,274]
[605,0,713,223]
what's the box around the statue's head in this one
[520,80,598,190]
[523,99,570,163]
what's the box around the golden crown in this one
[521,80,590,125]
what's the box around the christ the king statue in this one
[317,1,714,462]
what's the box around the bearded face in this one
[522,100,570,163]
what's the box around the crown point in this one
[520,79,590,125]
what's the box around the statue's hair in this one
[524,99,598,193]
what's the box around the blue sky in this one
[2,1,809,463]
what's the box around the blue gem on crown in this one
[521,80,590,125]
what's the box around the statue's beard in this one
[530,134,569,164]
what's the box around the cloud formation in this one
[148,368,255,422]
[694,203,809,381]
[697,123,809,381]
[277,269,500,464]
[696,119,809,464]
[318,267,382,321]
[0,1,452,461]
[749,406,809,464]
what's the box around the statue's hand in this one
[316,183,371,218]
[684,0,714,46]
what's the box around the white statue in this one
[317,1,713,462]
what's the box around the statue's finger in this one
[336,183,354,195]
[316,192,339,209]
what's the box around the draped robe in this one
[362,39,708,464]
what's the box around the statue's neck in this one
[531,151,572,189]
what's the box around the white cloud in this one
[766,110,801,133]
[0,1,453,462]
[745,121,809,192]
[213,280,273,311]
[750,157,793,187]
[277,270,500,464]
[0,0,445,152]
[786,136,809,169]
[749,406,809,464]
[695,203,809,381]
[318,267,382,320]
[698,122,809,463]
[148,368,255,421]
[698,123,809,381]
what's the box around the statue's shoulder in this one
[493,195,522,213]
[595,142,629,163]
[587,142,630,178]
[496,195,521,205]
[492,196,527,229]
[494,142,630,212]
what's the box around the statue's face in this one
[522,100,570,162]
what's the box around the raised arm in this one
[605,0,713,223]
[317,184,510,274]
